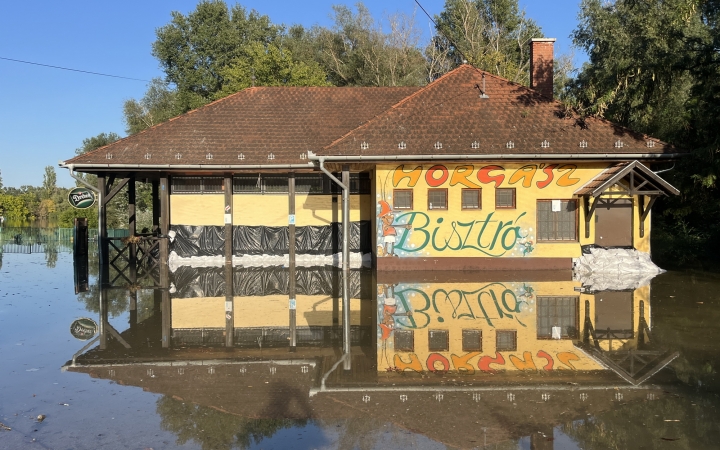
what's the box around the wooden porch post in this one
[224,174,234,348]
[128,176,137,328]
[97,174,109,285]
[159,176,170,347]
[152,179,160,235]
[288,173,297,352]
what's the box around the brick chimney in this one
[530,38,555,99]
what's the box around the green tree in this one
[152,1,283,111]
[213,42,330,98]
[568,0,720,265]
[42,165,57,200]
[123,78,179,135]
[306,3,428,87]
[433,0,543,85]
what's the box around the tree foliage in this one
[123,78,179,135]
[567,0,720,265]
[433,0,543,85]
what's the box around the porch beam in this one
[638,195,657,238]
[102,177,130,206]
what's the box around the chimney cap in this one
[531,38,556,43]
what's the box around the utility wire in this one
[0,56,151,82]
[413,0,472,65]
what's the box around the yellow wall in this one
[171,193,371,226]
[375,163,651,258]
[172,295,362,328]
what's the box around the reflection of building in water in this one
[376,272,676,384]
[66,268,679,449]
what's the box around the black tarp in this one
[170,222,371,257]
[171,266,369,298]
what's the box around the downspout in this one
[315,157,351,367]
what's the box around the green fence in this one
[0,227,130,254]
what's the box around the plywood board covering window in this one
[462,189,481,209]
[393,189,413,209]
[537,200,578,241]
[495,188,515,209]
[496,330,517,351]
[394,329,414,351]
[428,329,449,351]
[462,329,482,352]
[427,189,448,210]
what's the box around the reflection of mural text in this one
[391,350,582,373]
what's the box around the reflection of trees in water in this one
[44,240,58,268]
[156,396,307,450]
[561,395,720,449]
[319,417,381,450]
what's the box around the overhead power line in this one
[0,56,151,82]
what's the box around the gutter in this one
[307,151,686,162]
[59,162,316,170]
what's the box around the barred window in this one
[393,190,413,209]
[428,329,449,352]
[295,174,324,194]
[496,330,517,351]
[394,330,414,352]
[172,177,223,194]
[537,296,579,339]
[233,174,261,193]
[495,188,516,208]
[462,189,481,209]
[462,329,482,352]
[262,176,289,193]
[428,189,447,210]
[537,200,577,241]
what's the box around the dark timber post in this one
[159,176,170,348]
[128,176,137,328]
[332,194,339,326]
[224,175,234,348]
[100,285,109,350]
[342,165,351,370]
[97,174,109,285]
[152,179,160,235]
[288,173,297,351]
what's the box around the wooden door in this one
[595,198,633,247]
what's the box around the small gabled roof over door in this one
[574,161,679,198]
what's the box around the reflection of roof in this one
[575,161,679,197]
[66,355,666,449]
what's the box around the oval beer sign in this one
[70,318,98,340]
[68,187,96,209]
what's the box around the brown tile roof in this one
[320,65,678,158]
[63,65,680,171]
[63,86,420,169]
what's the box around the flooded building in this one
[59,39,681,272]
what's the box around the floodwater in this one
[2,241,720,449]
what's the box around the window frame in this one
[495,330,517,352]
[393,189,414,210]
[427,188,448,211]
[428,329,450,352]
[495,188,516,209]
[536,199,579,242]
[462,329,483,352]
[394,329,414,352]
[461,188,481,210]
[536,296,580,340]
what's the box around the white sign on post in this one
[288,214,296,225]
[224,214,232,224]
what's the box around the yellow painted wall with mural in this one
[375,163,651,258]
[172,295,362,328]
[170,193,371,226]
[377,279,649,373]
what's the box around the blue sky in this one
[0,1,584,189]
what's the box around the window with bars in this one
[233,174,262,193]
[496,330,517,351]
[171,177,223,194]
[394,330,414,352]
[393,190,413,209]
[295,174,324,194]
[537,200,577,241]
[427,189,448,210]
[495,188,516,208]
[462,189,481,209]
[462,329,482,352]
[428,329,449,352]
[536,296,579,339]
